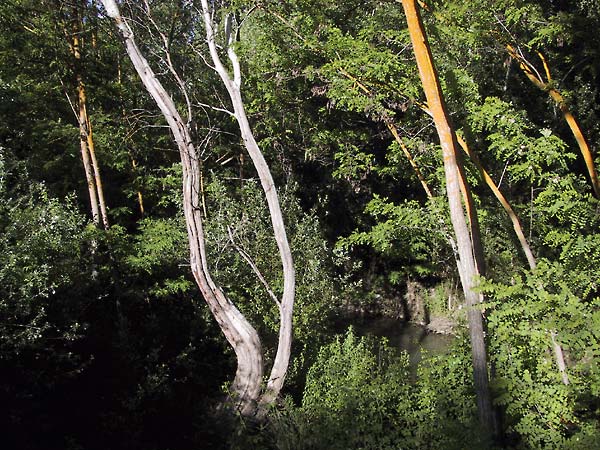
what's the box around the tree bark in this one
[70,1,109,228]
[101,0,264,416]
[198,0,295,410]
[400,0,497,435]
[505,44,600,198]
[76,81,100,227]
[502,46,571,384]
[84,108,109,229]
[551,330,570,386]
[455,135,537,270]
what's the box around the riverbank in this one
[333,314,455,369]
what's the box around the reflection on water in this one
[337,316,454,368]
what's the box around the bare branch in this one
[227,226,281,310]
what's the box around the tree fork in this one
[101,0,265,416]
[71,1,109,228]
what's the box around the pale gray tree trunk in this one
[198,0,295,413]
[101,0,295,416]
[100,0,264,416]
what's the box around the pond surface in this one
[336,316,454,368]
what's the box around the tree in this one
[400,0,496,435]
[100,0,295,417]
[66,0,109,228]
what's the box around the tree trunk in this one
[505,44,600,198]
[101,0,264,416]
[401,0,497,435]
[455,135,536,270]
[84,108,109,229]
[199,0,295,411]
[130,157,145,216]
[76,80,100,227]
[551,331,570,385]
[71,2,108,228]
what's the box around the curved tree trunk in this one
[199,0,295,411]
[505,44,600,198]
[101,0,264,416]
[401,0,497,435]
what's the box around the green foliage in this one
[126,216,194,297]
[2,0,600,448]
[338,195,451,280]
[203,178,337,381]
[267,329,484,450]
[469,97,575,186]
[0,149,93,355]
[481,260,600,449]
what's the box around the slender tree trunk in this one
[400,0,496,435]
[505,45,600,198]
[77,81,109,228]
[198,0,296,411]
[455,156,486,275]
[76,84,100,227]
[101,0,264,416]
[130,157,145,216]
[71,2,108,228]
[85,108,109,228]
[455,135,537,270]
[502,46,571,384]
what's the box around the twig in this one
[227,226,281,309]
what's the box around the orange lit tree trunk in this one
[455,134,537,270]
[502,45,572,384]
[506,45,600,198]
[70,1,109,228]
[400,0,496,434]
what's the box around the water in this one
[337,316,454,368]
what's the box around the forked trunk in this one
[77,90,100,227]
[101,0,264,416]
[71,2,108,228]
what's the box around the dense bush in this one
[266,329,485,450]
